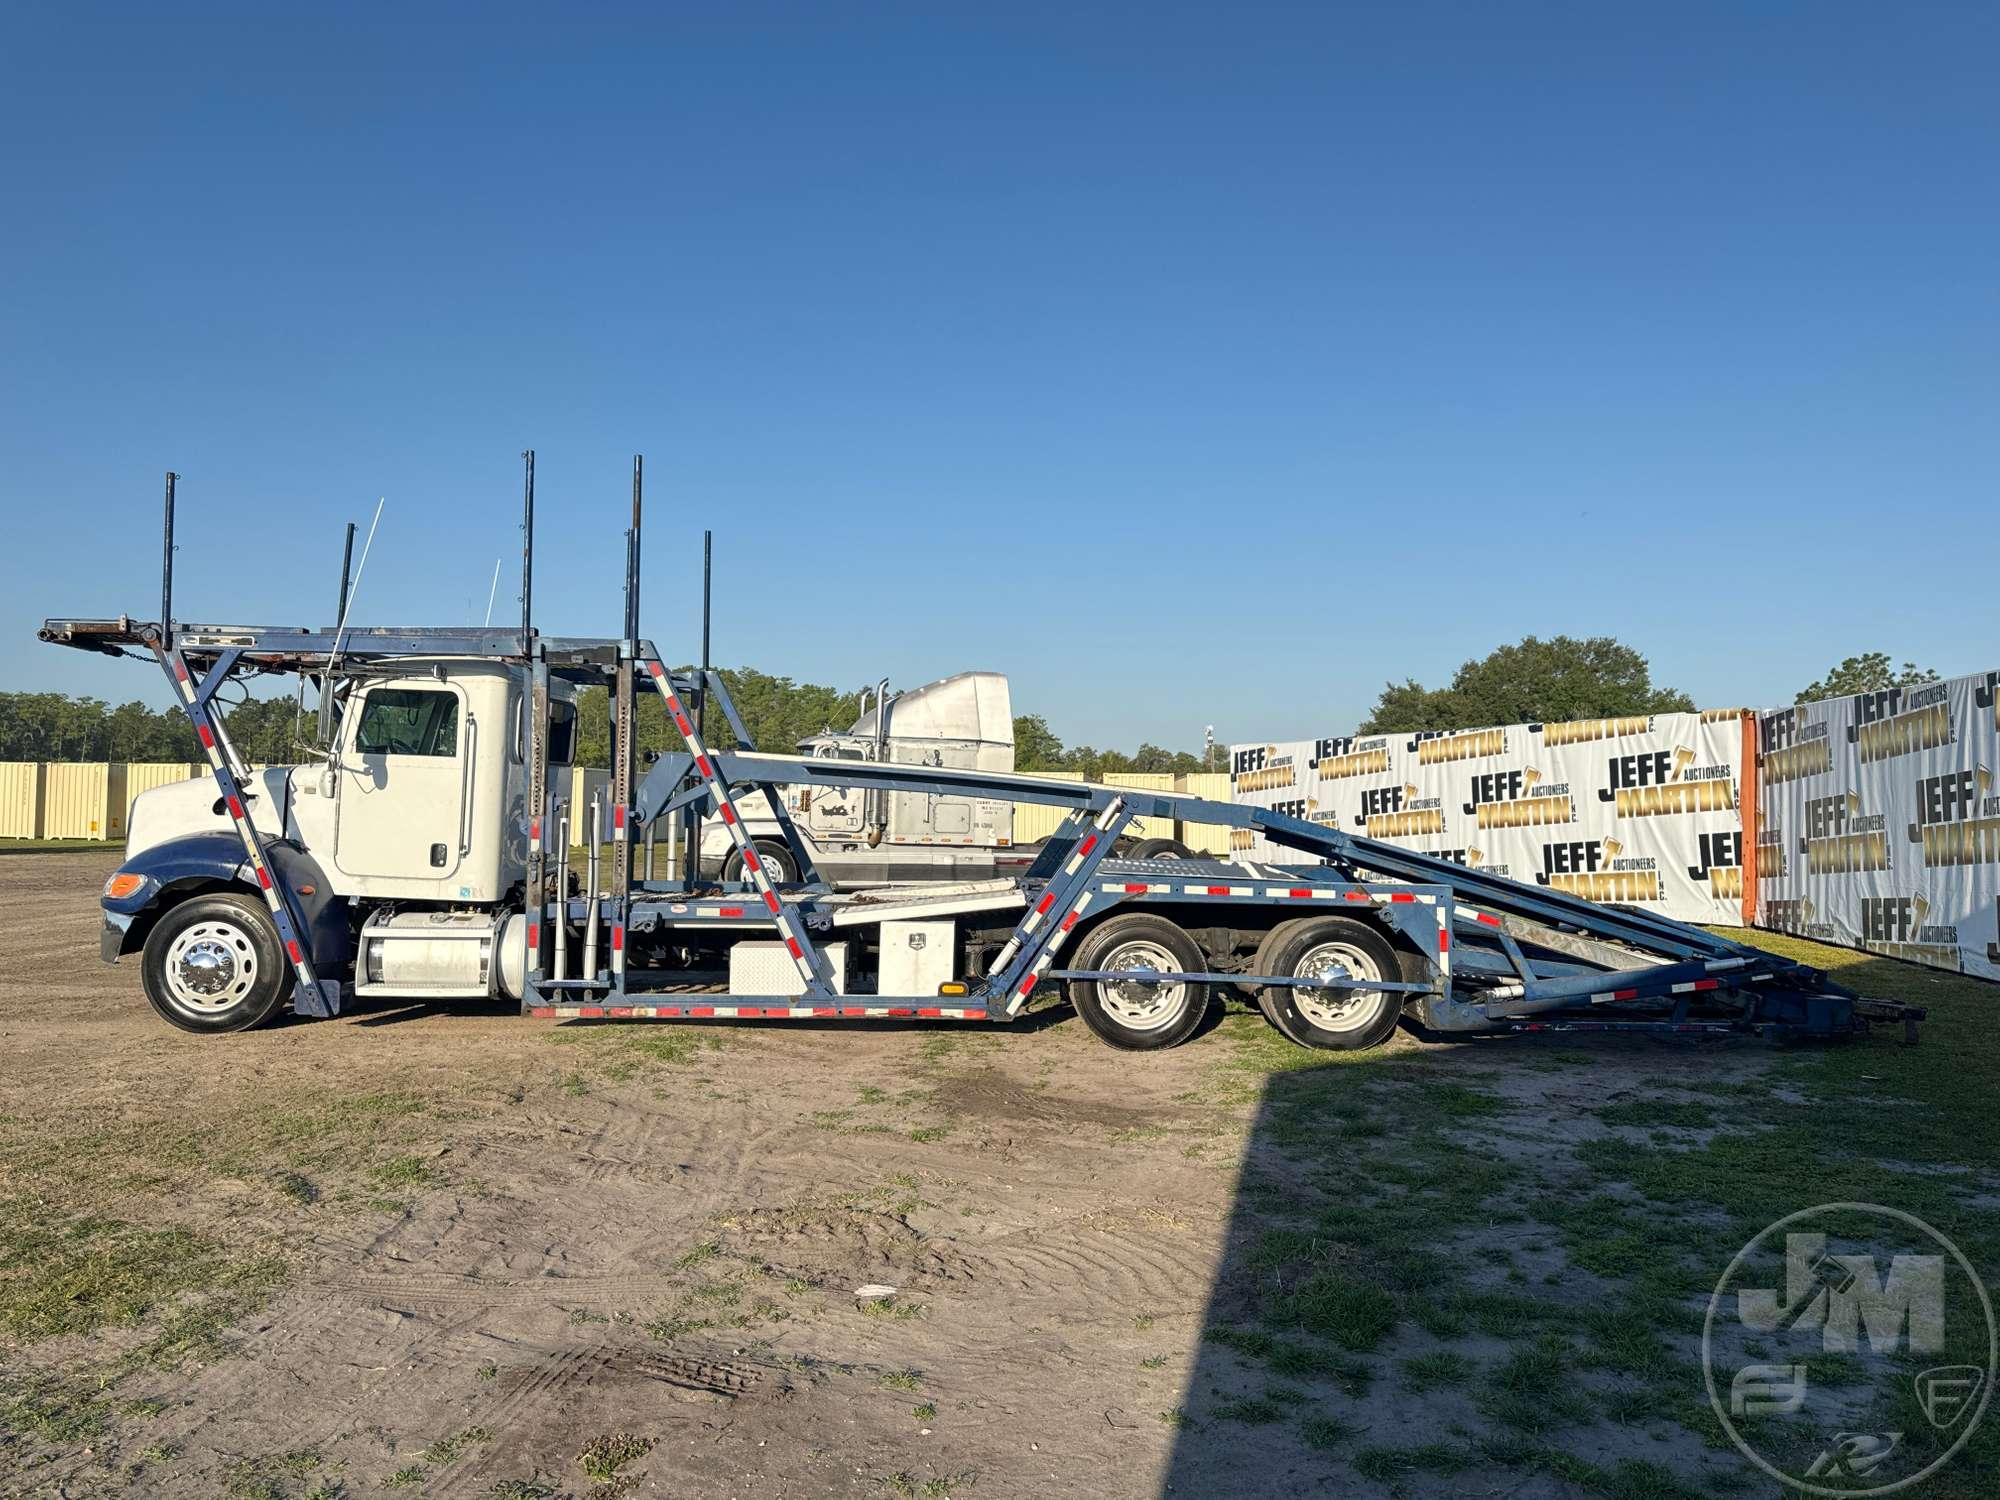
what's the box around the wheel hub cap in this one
[1292,941,1386,1033]
[177,939,237,995]
[1096,940,1189,1032]
[161,919,259,1016]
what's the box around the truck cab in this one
[107,661,576,1026]
[699,670,1024,886]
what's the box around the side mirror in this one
[319,764,337,798]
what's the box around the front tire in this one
[1257,916,1404,1051]
[723,838,797,886]
[140,891,289,1034]
[1127,837,1196,860]
[1065,913,1209,1050]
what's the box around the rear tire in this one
[723,838,797,886]
[140,891,289,1034]
[1065,913,1209,1050]
[1257,916,1404,1052]
[1127,837,1197,860]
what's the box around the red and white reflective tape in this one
[160,646,322,994]
[1596,976,1720,1005]
[1009,889,1094,1016]
[1437,909,1451,978]
[1060,833,1102,877]
[1186,883,1255,897]
[987,800,1125,978]
[529,1004,989,1021]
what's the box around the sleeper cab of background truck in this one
[701,670,1016,882]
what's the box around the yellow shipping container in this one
[1099,772,1176,842]
[1174,772,1236,854]
[0,763,48,839]
[125,761,206,824]
[45,762,129,841]
[568,768,615,842]
[1010,771,1087,843]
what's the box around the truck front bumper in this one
[102,911,132,964]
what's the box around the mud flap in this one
[291,977,345,1019]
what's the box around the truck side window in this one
[547,701,577,765]
[354,688,460,757]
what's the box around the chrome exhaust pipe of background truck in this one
[553,802,571,981]
[865,676,891,846]
[583,794,601,984]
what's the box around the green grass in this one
[1198,930,2000,1497]
[576,1433,653,1482]
[1212,1392,1287,1424]
[0,1202,274,1341]
[1353,1442,1475,1481]
[420,1425,492,1465]
[1595,1099,1717,1130]
[1401,1349,1474,1391]
[369,1155,440,1189]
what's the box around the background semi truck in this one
[697,670,1193,886]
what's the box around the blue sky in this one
[3,2,1994,750]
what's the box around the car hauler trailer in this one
[41,461,1922,1051]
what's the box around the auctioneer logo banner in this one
[1231,710,1748,926]
[1759,668,2000,981]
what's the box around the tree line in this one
[0,669,1210,773]
[0,642,1937,767]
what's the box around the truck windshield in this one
[354,688,459,756]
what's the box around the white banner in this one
[1229,711,1750,925]
[1757,668,2000,980]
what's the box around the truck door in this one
[805,745,866,839]
[333,682,471,883]
[890,740,979,841]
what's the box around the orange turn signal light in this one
[937,982,969,997]
[104,872,146,900]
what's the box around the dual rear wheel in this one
[1064,911,1404,1053]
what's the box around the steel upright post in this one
[335,521,357,625]
[160,472,178,649]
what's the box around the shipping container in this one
[1099,772,1176,841]
[1174,772,1235,853]
[1010,770,1087,843]
[568,767,615,842]
[0,763,48,839]
[124,761,206,825]
[44,762,129,841]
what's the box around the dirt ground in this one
[1,852,1992,1500]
